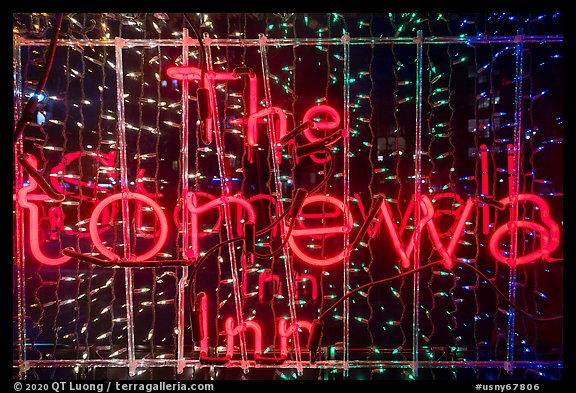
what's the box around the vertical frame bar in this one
[202,32,249,370]
[176,28,191,375]
[506,28,524,373]
[114,37,137,376]
[13,37,27,379]
[257,34,303,375]
[342,33,351,377]
[412,30,424,376]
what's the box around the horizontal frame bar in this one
[15,359,562,370]
[15,35,562,48]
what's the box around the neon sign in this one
[16,65,561,269]
[18,154,560,268]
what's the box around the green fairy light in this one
[433,99,449,107]
[330,346,337,358]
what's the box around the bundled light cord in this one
[14,13,63,145]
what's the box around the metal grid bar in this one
[15,35,563,48]
[15,359,563,370]
[411,29,423,376]
[113,37,137,377]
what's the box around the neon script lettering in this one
[19,157,560,268]
[196,292,311,362]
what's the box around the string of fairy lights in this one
[13,13,562,380]
[389,14,411,368]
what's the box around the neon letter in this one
[17,155,71,266]
[301,105,341,164]
[186,192,256,259]
[294,272,317,301]
[258,271,282,302]
[225,318,262,359]
[288,195,353,267]
[167,66,258,146]
[278,320,312,356]
[246,107,287,164]
[89,192,169,262]
[489,194,560,265]
[50,150,117,199]
[480,144,490,235]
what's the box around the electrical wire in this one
[252,214,298,259]
[183,13,205,87]
[317,260,562,322]
[14,13,63,145]
[309,147,336,195]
